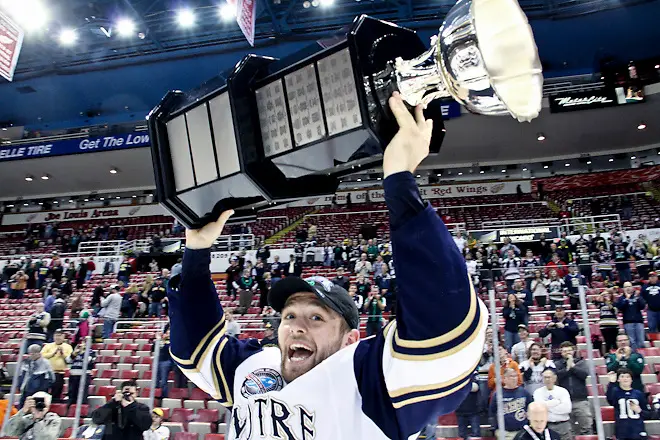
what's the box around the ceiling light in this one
[100,197,105,201]
[522,167,528,171]
[565,163,570,167]
[609,158,614,162]
[501,169,506,173]
[53,200,58,204]
[25,176,33,181]
[84,198,89,202]
[7,204,14,208]
[3,0,49,32]
[357,178,361,182]
[38,202,43,205]
[586,160,592,164]
[416,174,421,178]
[40,174,49,180]
[543,165,549,169]
[377,177,382,180]
[303,1,311,7]
[116,196,121,199]
[132,195,137,198]
[353,187,358,190]
[319,0,335,6]
[58,28,77,46]
[656,64,660,69]
[537,133,546,141]
[479,170,484,174]
[68,200,74,203]
[437,173,442,177]
[458,172,463,176]
[109,168,118,174]
[637,123,647,130]
[23,203,28,206]
[219,2,236,20]
[176,9,195,27]
[631,156,637,160]
[116,18,136,37]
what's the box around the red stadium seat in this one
[119,370,140,379]
[196,409,220,423]
[97,386,117,400]
[169,388,189,400]
[648,333,660,342]
[191,388,209,401]
[106,343,122,351]
[174,433,199,440]
[601,407,615,421]
[594,365,608,375]
[49,403,67,416]
[171,408,194,426]
[63,428,73,438]
[437,412,458,425]
[67,404,89,417]
[647,383,660,396]
[101,369,119,378]
[575,436,599,440]
[141,387,162,398]
[123,343,139,351]
[204,435,225,440]
[123,356,140,364]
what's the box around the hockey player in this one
[167,92,488,439]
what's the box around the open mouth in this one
[287,343,314,363]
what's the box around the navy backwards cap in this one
[268,276,359,330]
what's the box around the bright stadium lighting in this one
[356,178,361,182]
[586,160,592,165]
[319,0,335,7]
[41,174,49,180]
[6,204,14,208]
[109,168,118,174]
[84,199,89,202]
[609,158,614,162]
[638,123,647,130]
[458,172,463,176]
[68,200,74,203]
[537,133,546,141]
[53,200,58,204]
[219,2,236,20]
[543,165,549,169]
[116,196,121,199]
[177,9,195,27]
[1,0,49,31]
[23,203,29,206]
[59,28,77,46]
[100,197,105,201]
[479,170,484,174]
[25,175,33,182]
[522,167,528,171]
[631,156,637,160]
[116,18,136,37]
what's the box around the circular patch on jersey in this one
[241,368,284,398]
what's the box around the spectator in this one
[26,304,51,348]
[366,238,379,261]
[511,279,532,306]
[606,334,646,393]
[66,340,95,405]
[354,253,373,277]
[283,254,302,278]
[554,342,592,435]
[100,286,122,339]
[349,284,363,310]
[85,257,96,281]
[234,269,258,315]
[490,368,533,440]
[225,311,241,337]
[594,290,619,355]
[615,281,646,350]
[556,239,572,264]
[59,276,72,299]
[614,244,633,283]
[147,278,167,318]
[18,345,54,407]
[503,294,528,351]
[500,237,521,257]
[43,290,57,313]
[156,330,175,398]
[143,408,170,440]
[260,323,278,348]
[91,282,105,316]
[513,402,561,440]
[9,270,29,299]
[545,270,565,309]
[538,307,579,360]
[76,258,87,290]
[545,254,568,278]
[520,343,556,394]
[530,270,548,308]
[532,368,572,440]
[488,346,523,391]
[521,250,540,291]
[332,267,350,290]
[575,244,594,284]
[46,296,66,342]
[0,391,18,431]
[596,245,613,282]
[91,380,151,440]
[372,255,389,288]
[455,372,481,440]
[363,285,385,337]
[225,258,241,300]
[606,368,652,440]
[641,271,660,332]
[501,249,522,292]
[5,392,61,440]
[511,325,534,365]
[149,259,159,272]
[40,330,72,402]
[117,257,131,285]
[72,311,91,347]
[70,294,84,319]
[37,264,50,290]
[564,264,586,311]
[356,274,371,300]
[270,255,283,285]
[332,241,345,268]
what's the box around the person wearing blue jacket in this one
[537,307,579,360]
[456,372,481,439]
[167,92,488,440]
[615,282,647,350]
[490,368,533,440]
[606,368,653,440]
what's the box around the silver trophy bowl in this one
[394,0,543,122]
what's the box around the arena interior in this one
[1,0,660,439]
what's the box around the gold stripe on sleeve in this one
[170,314,226,367]
[392,376,472,409]
[388,355,481,398]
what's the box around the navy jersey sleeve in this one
[168,248,261,407]
[353,172,488,439]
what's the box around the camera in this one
[122,391,132,401]
[34,397,46,411]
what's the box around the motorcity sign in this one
[548,88,618,113]
[0,132,150,162]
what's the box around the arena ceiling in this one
[1,96,659,202]
[0,0,659,129]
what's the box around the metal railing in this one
[481,217,561,229]
[559,213,622,234]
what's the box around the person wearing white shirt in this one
[533,368,572,440]
[511,325,534,365]
[143,408,170,440]
[465,254,478,287]
[519,343,556,395]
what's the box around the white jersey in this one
[168,177,488,440]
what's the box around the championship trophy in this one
[148,0,543,229]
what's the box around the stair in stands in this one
[264,209,319,245]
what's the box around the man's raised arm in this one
[168,210,261,406]
[354,93,487,439]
